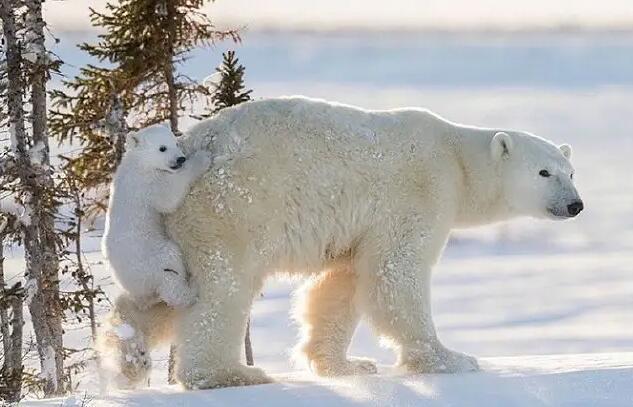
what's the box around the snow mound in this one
[27,353,633,407]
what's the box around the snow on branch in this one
[28,140,47,169]
[22,0,47,65]
[202,72,222,89]
[0,192,32,226]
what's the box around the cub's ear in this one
[491,132,513,160]
[559,144,572,160]
[125,131,141,149]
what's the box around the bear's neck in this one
[452,128,512,228]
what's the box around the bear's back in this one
[182,96,453,161]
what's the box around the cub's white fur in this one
[101,97,582,389]
[102,124,211,309]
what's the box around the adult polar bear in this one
[111,96,583,389]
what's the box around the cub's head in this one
[491,131,583,220]
[125,124,187,173]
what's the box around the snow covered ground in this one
[23,353,633,406]
[13,30,633,405]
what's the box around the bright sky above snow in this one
[45,0,633,32]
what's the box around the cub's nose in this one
[176,156,186,165]
[567,200,584,217]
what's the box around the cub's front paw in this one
[189,150,212,174]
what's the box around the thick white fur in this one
[97,294,176,388]
[102,124,211,309]
[103,97,582,389]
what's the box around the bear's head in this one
[125,124,187,173]
[491,131,583,220]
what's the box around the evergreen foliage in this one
[50,0,239,203]
[0,0,66,397]
[209,50,252,114]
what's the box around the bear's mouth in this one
[158,164,181,174]
[546,207,572,219]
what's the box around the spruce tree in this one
[50,0,238,207]
[208,51,252,114]
[0,0,65,397]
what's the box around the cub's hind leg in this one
[98,295,176,388]
[156,240,197,307]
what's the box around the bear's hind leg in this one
[295,264,377,376]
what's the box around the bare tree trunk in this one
[1,239,25,403]
[1,0,64,396]
[167,345,176,384]
[71,184,106,391]
[71,185,96,342]
[24,0,64,396]
[163,64,179,135]
[23,232,64,398]
[105,92,128,168]
[0,7,27,399]
[6,283,24,402]
[1,242,10,359]
[0,0,27,156]
[163,0,179,135]
[70,182,104,383]
[245,318,254,366]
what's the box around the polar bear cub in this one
[102,123,211,308]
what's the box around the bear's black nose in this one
[176,156,186,165]
[567,200,584,217]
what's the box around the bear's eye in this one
[539,170,551,178]
[570,173,574,180]
[159,146,167,152]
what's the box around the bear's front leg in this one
[357,222,479,374]
[174,247,272,389]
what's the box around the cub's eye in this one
[539,170,551,178]
[570,173,574,180]
[159,146,167,152]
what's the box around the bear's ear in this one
[491,132,513,160]
[125,131,141,149]
[559,144,572,160]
